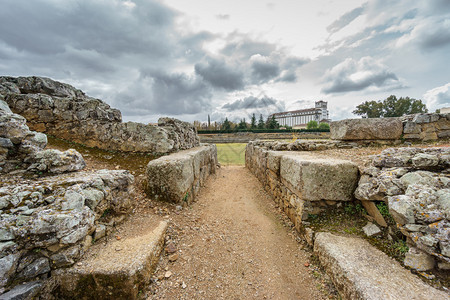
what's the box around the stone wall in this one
[331,113,449,142]
[245,141,360,230]
[0,76,199,154]
[355,147,450,271]
[145,144,218,204]
[0,99,135,296]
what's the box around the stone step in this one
[314,232,448,300]
[54,220,168,299]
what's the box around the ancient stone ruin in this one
[331,113,449,142]
[0,98,135,297]
[0,76,199,154]
[0,77,219,299]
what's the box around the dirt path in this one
[149,166,331,299]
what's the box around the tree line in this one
[353,95,428,118]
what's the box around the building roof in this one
[270,107,322,117]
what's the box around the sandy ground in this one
[147,166,333,299]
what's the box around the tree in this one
[222,118,231,131]
[306,120,318,129]
[353,95,428,118]
[352,100,383,118]
[266,116,280,129]
[250,113,257,129]
[207,114,211,129]
[318,122,330,130]
[257,114,265,129]
[238,118,247,130]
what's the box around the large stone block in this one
[54,221,167,300]
[280,153,359,201]
[145,145,217,203]
[314,232,448,300]
[330,118,403,140]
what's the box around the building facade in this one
[270,101,330,128]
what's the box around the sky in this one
[0,0,449,123]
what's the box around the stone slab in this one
[54,220,168,300]
[280,153,359,201]
[331,118,403,140]
[145,145,217,203]
[0,281,42,300]
[314,232,448,300]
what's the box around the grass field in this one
[215,143,246,165]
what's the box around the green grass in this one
[216,143,247,165]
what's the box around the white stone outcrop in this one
[355,147,450,271]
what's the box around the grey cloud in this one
[418,22,450,50]
[115,70,212,116]
[322,57,403,94]
[221,34,277,59]
[222,96,279,111]
[250,59,280,83]
[327,4,367,34]
[195,58,245,91]
[0,0,177,58]
[216,14,230,20]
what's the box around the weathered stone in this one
[314,232,447,300]
[55,221,168,300]
[0,253,19,288]
[403,121,421,134]
[280,153,359,201]
[360,201,387,227]
[94,224,106,240]
[81,188,104,210]
[400,171,438,188]
[404,247,435,271]
[0,230,14,242]
[435,189,450,213]
[0,100,12,114]
[0,138,13,149]
[27,148,86,174]
[61,190,85,211]
[17,257,50,280]
[411,153,439,168]
[0,280,42,300]
[145,145,217,203]
[363,222,381,237]
[50,245,81,268]
[388,195,415,225]
[330,118,403,140]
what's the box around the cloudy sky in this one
[1,0,449,123]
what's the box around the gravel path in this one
[149,166,330,299]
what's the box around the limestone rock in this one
[330,118,403,140]
[404,247,435,271]
[0,280,42,300]
[388,195,415,225]
[362,222,381,237]
[314,232,447,300]
[26,148,86,174]
[280,153,359,201]
[55,221,168,300]
[146,145,217,203]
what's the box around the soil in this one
[148,166,335,299]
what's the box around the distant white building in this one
[270,101,330,127]
[441,107,450,113]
